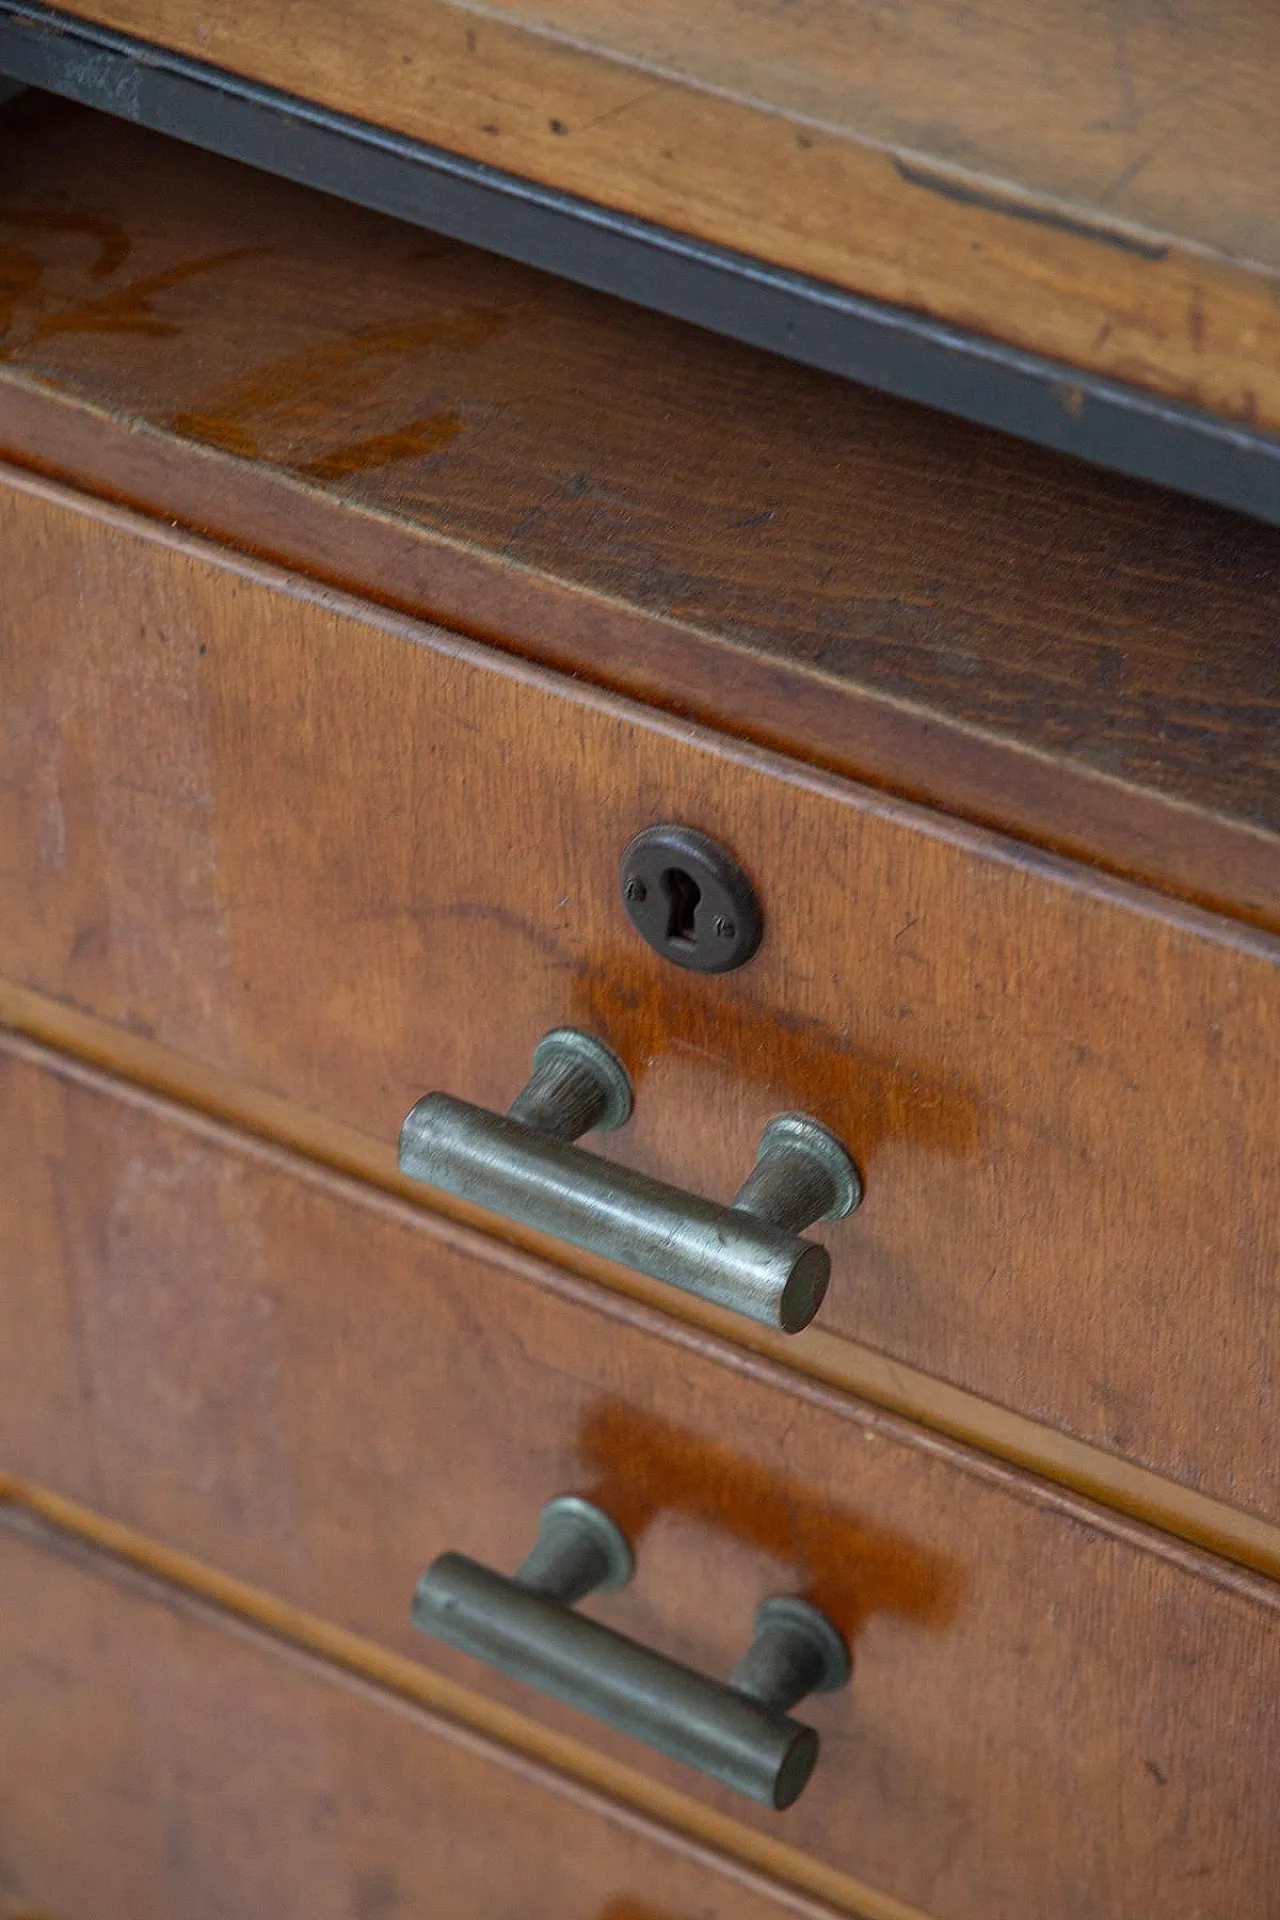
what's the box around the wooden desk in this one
[1,95,1277,1920]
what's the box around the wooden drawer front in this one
[3,1036,1279,1920]
[0,1511,823,1920]
[3,469,1279,1524]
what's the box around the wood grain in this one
[3,1033,1280,1920]
[0,1505,854,1920]
[47,0,1280,432]
[0,1478,922,1920]
[3,470,1279,1525]
[1,102,1278,930]
[7,969,1280,1586]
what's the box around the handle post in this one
[506,1029,633,1140]
[413,1498,849,1810]
[399,1030,860,1332]
[514,1493,634,1603]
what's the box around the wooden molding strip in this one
[0,1482,907,1920]
[5,973,1280,1587]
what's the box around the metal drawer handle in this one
[413,1495,850,1809]
[398,1028,860,1332]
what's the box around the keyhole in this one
[661,866,702,948]
[621,824,762,974]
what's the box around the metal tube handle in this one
[412,1496,850,1809]
[398,1029,861,1332]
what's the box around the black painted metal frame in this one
[2,0,1279,525]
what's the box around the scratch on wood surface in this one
[892,159,1168,259]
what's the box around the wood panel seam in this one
[4,988,1280,1598]
[0,1483,912,1920]
[3,455,1276,963]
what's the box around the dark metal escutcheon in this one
[620,825,763,973]
[413,1496,850,1809]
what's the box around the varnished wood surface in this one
[1,103,1279,931]
[3,471,1279,1526]
[0,1505,851,1920]
[8,969,1280,1587]
[48,0,1280,434]
[0,1477,922,1920]
[3,1035,1280,1920]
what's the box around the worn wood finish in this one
[2,103,1279,930]
[48,0,1280,433]
[0,1508,849,1920]
[9,969,1280,1587]
[3,1036,1280,1920]
[0,1477,922,1920]
[3,472,1279,1523]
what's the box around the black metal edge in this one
[2,0,1280,526]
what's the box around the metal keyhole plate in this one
[620,825,763,973]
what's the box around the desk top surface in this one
[45,0,1280,441]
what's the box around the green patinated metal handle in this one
[412,1495,851,1810]
[398,1029,861,1334]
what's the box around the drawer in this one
[4,468,1280,1524]
[3,98,1278,941]
[3,1033,1279,1920]
[0,1507,825,1920]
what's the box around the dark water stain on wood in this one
[578,1400,964,1647]
[167,308,505,467]
[169,413,262,459]
[0,207,130,278]
[0,206,130,280]
[32,248,262,343]
[182,307,509,426]
[298,411,464,479]
[569,942,982,1166]
[0,241,42,339]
